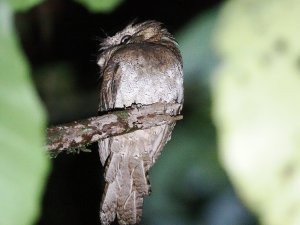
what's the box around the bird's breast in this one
[112,44,183,108]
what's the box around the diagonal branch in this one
[46,103,182,155]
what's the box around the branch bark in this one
[46,103,182,155]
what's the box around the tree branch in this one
[46,103,182,155]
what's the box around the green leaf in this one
[213,0,300,225]
[0,2,49,225]
[176,8,219,87]
[74,0,124,12]
[6,0,43,11]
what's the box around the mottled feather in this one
[98,20,183,225]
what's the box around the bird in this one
[97,20,183,225]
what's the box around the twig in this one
[46,103,182,155]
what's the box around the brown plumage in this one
[97,20,183,225]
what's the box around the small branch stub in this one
[46,103,182,155]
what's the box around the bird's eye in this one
[120,35,131,44]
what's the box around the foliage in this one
[7,0,123,12]
[213,0,300,225]
[74,0,124,12]
[0,1,49,225]
[176,8,219,88]
[6,0,42,11]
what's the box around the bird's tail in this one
[99,136,151,225]
[98,124,174,225]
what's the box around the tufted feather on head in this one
[99,20,177,51]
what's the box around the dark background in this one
[15,0,257,224]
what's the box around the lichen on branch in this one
[46,103,182,155]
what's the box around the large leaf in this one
[213,0,300,225]
[0,2,49,225]
[6,0,43,11]
[74,0,124,12]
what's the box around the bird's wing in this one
[99,61,121,112]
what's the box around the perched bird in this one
[97,20,183,225]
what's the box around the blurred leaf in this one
[176,8,219,88]
[0,2,49,225]
[213,0,300,225]
[6,0,43,11]
[74,0,124,12]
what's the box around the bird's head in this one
[97,20,178,68]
